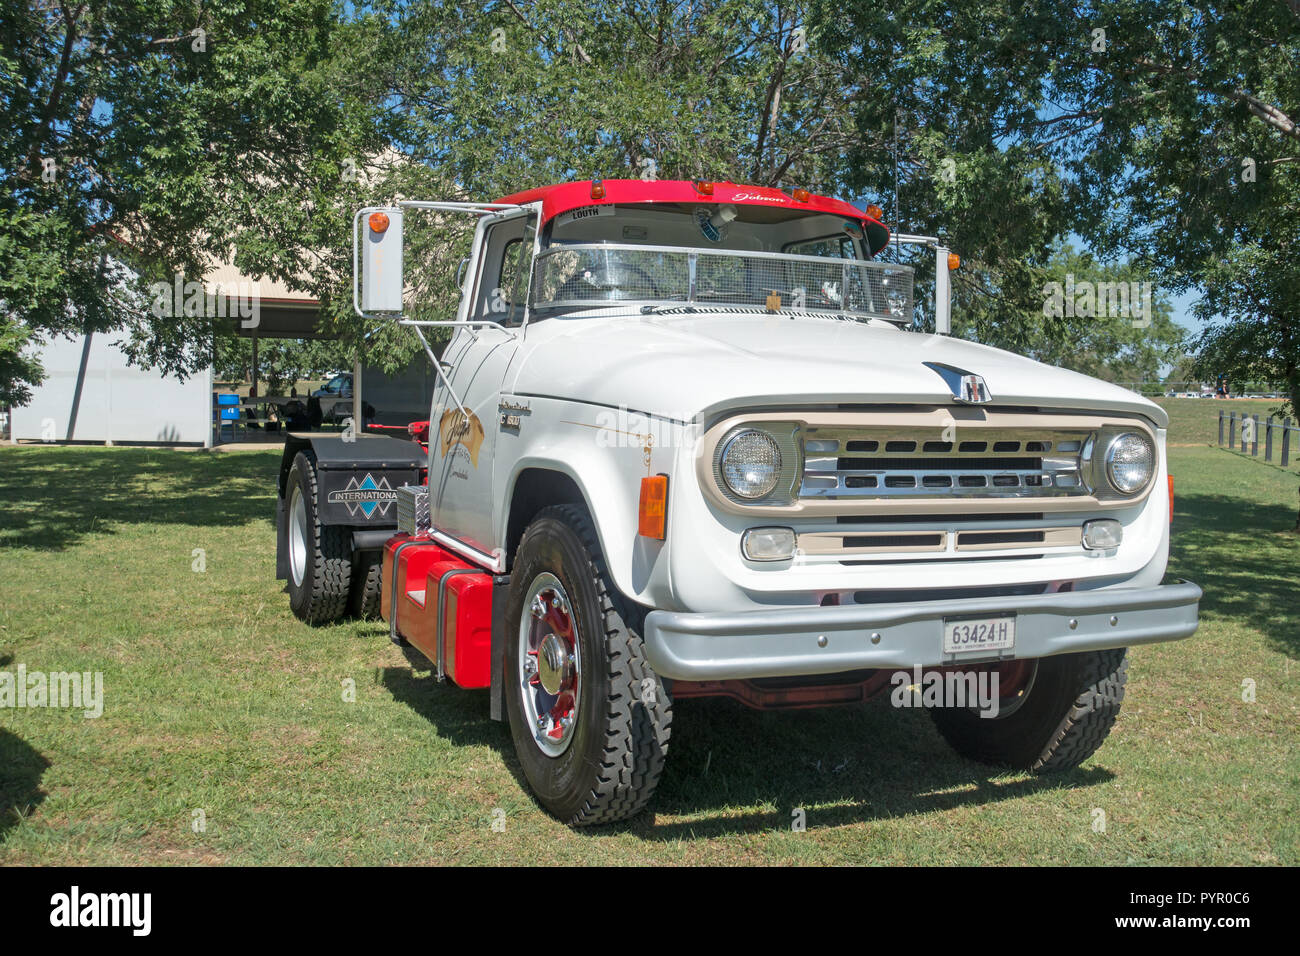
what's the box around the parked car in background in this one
[311,372,353,422]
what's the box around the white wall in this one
[11,333,214,445]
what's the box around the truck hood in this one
[510,311,1166,427]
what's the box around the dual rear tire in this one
[284,451,382,625]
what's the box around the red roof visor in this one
[494,180,891,255]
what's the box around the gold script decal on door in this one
[439,409,486,468]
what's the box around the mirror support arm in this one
[407,324,469,426]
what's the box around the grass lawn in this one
[0,399,1297,865]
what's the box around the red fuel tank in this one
[381,536,493,688]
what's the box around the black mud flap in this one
[489,574,511,722]
[275,432,425,579]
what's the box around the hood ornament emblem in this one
[923,362,992,404]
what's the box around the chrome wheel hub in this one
[517,573,581,757]
[288,484,308,587]
[537,633,574,695]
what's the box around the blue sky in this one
[1168,289,1204,336]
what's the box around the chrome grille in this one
[801,426,1092,499]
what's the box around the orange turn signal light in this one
[865,204,884,220]
[1168,474,1174,522]
[792,188,811,202]
[638,475,668,540]
[368,212,390,233]
[947,253,961,271]
[590,178,605,200]
[694,180,714,195]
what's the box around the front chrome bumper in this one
[644,581,1202,681]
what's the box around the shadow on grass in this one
[631,698,1113,840]
[380,664,1113,837]
[381,661,503,742]
[1169,491,1300,658]
[0,446,281,551]
[0,729,51,843]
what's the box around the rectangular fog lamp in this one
[1082,519,1123,550]
[743,527,796,561]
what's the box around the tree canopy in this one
[1,0,389,401]
[2,1,1295,410]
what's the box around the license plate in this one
[943,615,1016,655]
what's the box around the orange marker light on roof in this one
[638,475,669,540]
[590,179,605,200]
[947,253,961,271]
[865,204,884,220]
[694,180,714,195]
[792,188,811,202]
[368,212,390,233]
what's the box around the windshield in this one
[531,203,913,323]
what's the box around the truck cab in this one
[277,179,1201,826]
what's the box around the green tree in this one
[1038,1,1300,415]
[0,0,390,401]
[1029,246,1186,385]
[817,1,1077,352]
[325,0,898,374]
[212,334,343,394]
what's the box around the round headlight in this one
[1105,433,1155,494]
[721,429,783,499]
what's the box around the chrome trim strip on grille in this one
[799,530,949,555]
[954,527,1080,551]
[801,425,1092,500]
[797,525,1082,558]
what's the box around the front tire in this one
[285,451,352,625]
[929,648,1128,772]
[504,504,671,825]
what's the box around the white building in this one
[9,331,214,445]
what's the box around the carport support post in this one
[353,358,363,434]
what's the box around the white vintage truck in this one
[274,179,1201,826]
